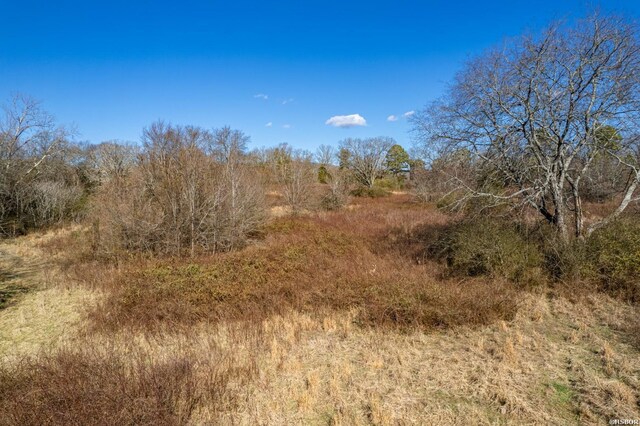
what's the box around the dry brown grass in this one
[1,194,639,424]
[2,293,639,425]
[0,323,263,425]
[0,227,98,360]
[229,292,640,425]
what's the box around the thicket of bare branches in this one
[320,168,351,210]
[0,94,82,235]
[250,143,321,212]
[411,150,473,203]
[277,148,316,213]
[316,144,336,166]
[82,141,139,187]
[93,122,265,256]
[339,137,395,188]
[412,14,640,240]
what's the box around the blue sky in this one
[2,1,640,151]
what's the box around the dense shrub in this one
[87,214,519,333]
[584,219,640,302]
[537,227,587,283]
[320,189,348,211]
[430,219,543,283]
[0,350,199,425]
[317,165,330,184]
[351,186,389,198]
[26,181,85,226]
[374,175,403,190]
[91,123,266,256]
[320,171,351,211]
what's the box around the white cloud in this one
[254,93,269,100]
[403,110,415,118]
[387,114,398,122]
[281,98,294,105]
[282,124,291,129]
[265,122,273,127]
[325,113,367,128]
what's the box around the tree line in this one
[3,13,638,249]
[0,95,419,255]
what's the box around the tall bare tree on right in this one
[412,14,640,240]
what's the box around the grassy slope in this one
[0,228,96,361]
[0,194,638,425]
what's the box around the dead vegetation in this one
[86,197,518,333]
[2,11,640,425]
[0,194,639,424]
[0,325,262,425]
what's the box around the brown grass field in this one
[0,194,639,425]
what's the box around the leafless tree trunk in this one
[412,14,640,240]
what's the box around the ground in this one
[0,195,638,425]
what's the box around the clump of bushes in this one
[91,123,266,257]
[320,187,349,211]
[427,215,640,303]
[535,218,640,302]
[430,219,543,284]
[0,349,200,425]
[538,227,587,283]
[317,165,331,184]
[584,219,640,302]
[351,186,389,198]
[87,214,520,333]
[320,172,351,211]
[374,176,403,191]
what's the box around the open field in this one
[3,7,640,426]
[0,194,638,425]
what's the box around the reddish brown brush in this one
[0,347,251,426]
[87,195,519,333]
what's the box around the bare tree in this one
[268,144,315,213]
[94,122,265,256]
[0,94,70,179]
[339,137,395,188]
[0,94,76,234]
[316,144,336,166]
[320,168,351,210]
[210,127,264,250]
[84,141,138,184]
[411,149,472,203]
[282,150,315,213]
[412,14,640,240]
